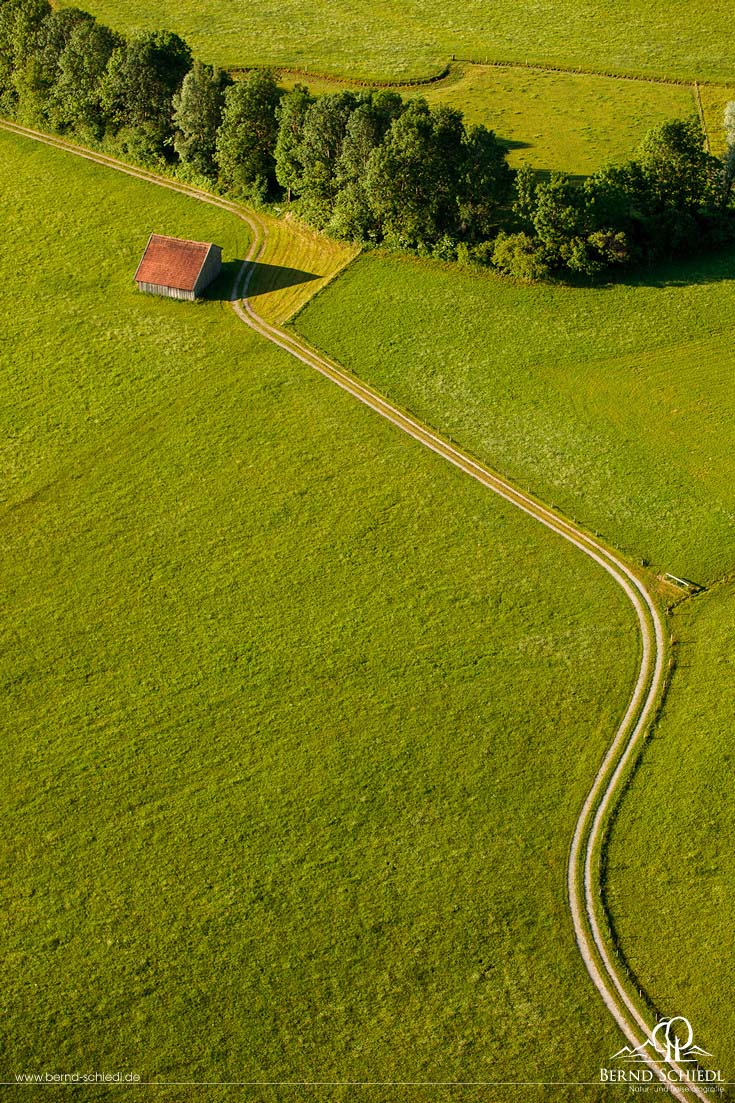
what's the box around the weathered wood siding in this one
[135,281,196,301]
[194,244,222,296]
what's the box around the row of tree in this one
[492,118,735,279]
[2,0,734,279]
[271,86,512,247]
[0,0,193,160]
[0,0,511,248]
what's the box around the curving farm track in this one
[0,117,709,1101]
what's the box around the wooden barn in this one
[134,234,222,300]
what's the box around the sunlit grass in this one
[1,127,638,1098]
[295,249,735,584]
[253,210,359,323]
[58,0,735,83]
[279,64,697,176]
[698,82,735,155]
[605,579,735,1078]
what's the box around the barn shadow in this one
[203,259,319,302]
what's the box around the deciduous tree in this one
[274,82,313,200]
[491,231,549,281]
[364,99,464,247]
[101,30,192,160]
[53,18,120,134]
[215,69,281,198]
[0,0,50,104]
[295,91,359,223]
[172,59,229,178]
[458,124,512,240]
[12,7,91,123]
[638,117,719,212]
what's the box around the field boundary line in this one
[0,117,709,1102]
[237,56,725,92]
[693,82,711,151]
[232,62,453,89]
[455,57,717,88]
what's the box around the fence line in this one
[233,56,729,93]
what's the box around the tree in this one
[584,163,635,230]
[274,83,313,201]
[326,93,402,238]
[429,105,469,237]
[215,69,281,198]
[586,229,629,268]
[638,117,719,213]
[335,100,384,187]
[520,171,591,271]
[328,179,376,240]
[0,0,50,104]
[172,60,229,178]
[531,172,588,254]
[364,99,465,247]
[512,163,538,228]
[296,91,359,223]
[458,124,512,240]
[12,7,92,123]
[53,18,120,134]
[335,91,403,187]
[491,231,549,281]
[101,30,192,160]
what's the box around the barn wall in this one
[136,281,196,301]
[194,245,223,297]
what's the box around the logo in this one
[600,1016,724,1089]
[612,1017,713,1065]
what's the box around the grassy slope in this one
[0,132,639,1097]
[295,251,735,584]
[605,581,735,1079]
[57,0,735,82]
[278,65,697,176]
[699,82,735,155]
[251,211,359,324]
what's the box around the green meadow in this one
[699,82,735,155]
[1,131,640,1097]
[58,0,735,82]
[294,244,735,1076]
[277,64,697,176]
[295,251,735,585]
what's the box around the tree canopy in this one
[0,0,733,281]
[173,60,229,178]
[215,69,281,198]
[101,30,192,158]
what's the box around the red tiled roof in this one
[134,234,212,291]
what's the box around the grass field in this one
[605,579,735,1081]
[251,211,359,324]
[294,243,735,1080]
[57,0,735,83]
[0,130,642,1097]
[698,82,735,155]
[278,64,697,176]
[295,251,735,585]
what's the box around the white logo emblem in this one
[612,1017,713,1064]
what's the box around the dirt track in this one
[0,116,708,1101]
